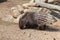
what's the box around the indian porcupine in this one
[19,8,56,30]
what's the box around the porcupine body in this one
[19,8,56,30]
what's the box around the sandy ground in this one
[0,0,60,40]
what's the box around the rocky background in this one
[0,0,60,40]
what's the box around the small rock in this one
[16,5,24,14]
[53,38,56,40]
[28,33,31,37]
[44,33,47,35]
[11,7,21,18]
[13,13,26,23]
[13,16,21,23]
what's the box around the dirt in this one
[0,0,60,40]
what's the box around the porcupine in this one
[19,8,56,30]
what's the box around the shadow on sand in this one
[20,26,60,32]
[0,0,7,3]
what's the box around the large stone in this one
[30,0,58,3]
[22,3,38,8]
[47,0,57,3]
[24,7,40,13]
[30,0,46,3]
